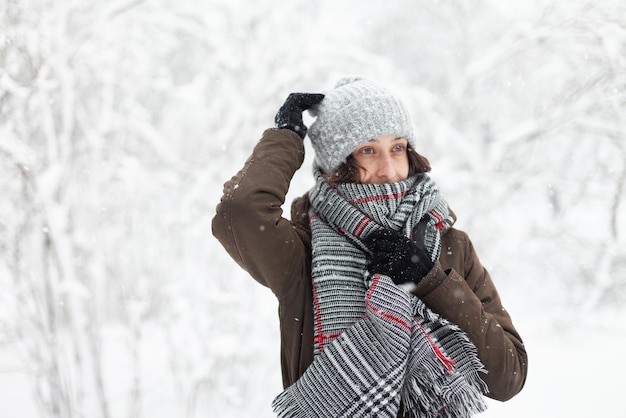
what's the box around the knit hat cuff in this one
[307,79,417,174]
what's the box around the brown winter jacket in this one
[212,128,527,404]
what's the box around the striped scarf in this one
[273,169,487,418]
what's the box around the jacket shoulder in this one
[441,226,470,250]
[439,226,473,276]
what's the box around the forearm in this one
[212,128,308,295]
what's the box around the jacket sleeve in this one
[212,128,311,298]
[416,229,528,401]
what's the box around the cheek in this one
[396,155,410,177]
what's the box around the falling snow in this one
[0,1,625,417]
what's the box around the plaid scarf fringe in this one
[400,298,488,417]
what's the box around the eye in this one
[392,144,406,152]
[358,146,374,155]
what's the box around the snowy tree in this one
[1,1,625,417]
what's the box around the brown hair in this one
[322,147,431,184]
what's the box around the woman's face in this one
[351,134,410,184]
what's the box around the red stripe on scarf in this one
[365,275,412,333]
[416,322,457,372]
[312,275,341,351]
[353,217,371,237]
[429,209,446,231]
[348,190,408,205]
[312,275,325,351]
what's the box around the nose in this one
[375,155,397,182]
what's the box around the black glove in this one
[275,93,325,139]
[363,225,434,287]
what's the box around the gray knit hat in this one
[307,76,416,174]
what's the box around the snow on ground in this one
[482,325,625,418]
[0,348,39,417]
[2,306,624,417]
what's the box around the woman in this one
[212,77,527,417]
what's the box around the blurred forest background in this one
[1,0,624,417]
